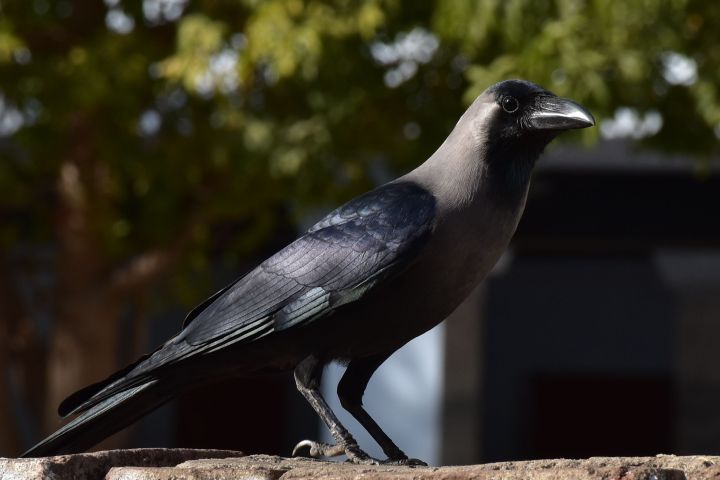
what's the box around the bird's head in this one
[411,79,595,208]
[477,79,595,156]
[447,79,595,206]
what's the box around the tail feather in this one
[22,379,174,458]
[58,352,156,417]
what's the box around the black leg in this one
[337,353,427,466]
[292,355,378,464]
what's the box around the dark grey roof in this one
[539,139,720,174]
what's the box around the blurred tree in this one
[0,0,717,455]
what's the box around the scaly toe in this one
[382,457,428,467]
[292,439,346,458]
[344,444,380,465]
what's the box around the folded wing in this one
[60,181,436,416]
[179,180,436,347]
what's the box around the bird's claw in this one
[292,439,346,458]
[292,439,380,464]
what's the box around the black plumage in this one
[23,80,594,463]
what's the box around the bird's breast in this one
[417,204,523,308]
[350,195,528,352]
[310,192,529,360]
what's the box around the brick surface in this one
[3,450,717,480]
[108,454,715,480]
[0,448,244,480]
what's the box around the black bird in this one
[23,80,594,463]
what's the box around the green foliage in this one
[435,0,720,148]
[0,0,718,303]
[0,20,24,63]
[160,14,227,92]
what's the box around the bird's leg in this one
[292,355,378,464]
[337,353,427,466]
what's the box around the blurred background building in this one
[1,0,719,466]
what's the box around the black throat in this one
[484,133,551,209]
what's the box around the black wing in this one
[60,181,436,416]
[29,180,434,450]
[176,181,436,350]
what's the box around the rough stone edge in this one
[0,448,244,480]
[106,454,720,480]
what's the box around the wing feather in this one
[176,181,436,347]
[65,182,436,414]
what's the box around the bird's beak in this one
[527,95,595,131]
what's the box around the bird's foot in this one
[381,456,428,467]
[292,439,346,458]
[292,439,379,464]
[343,442,379,465]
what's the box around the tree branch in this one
[107,208,205,300]
[0,259,35,455]
[55,113,107,288]
[108,243,184,299]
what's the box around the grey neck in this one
[402,100,537,215]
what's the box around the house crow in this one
[23,79,594,463]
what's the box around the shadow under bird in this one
[23,79,594,463]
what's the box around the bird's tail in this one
[21,378,176,458]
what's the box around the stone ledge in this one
[2,451,718,480]
[111,454,712,480]
[0,448,244,480]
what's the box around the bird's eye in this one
[501,96,519,113]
